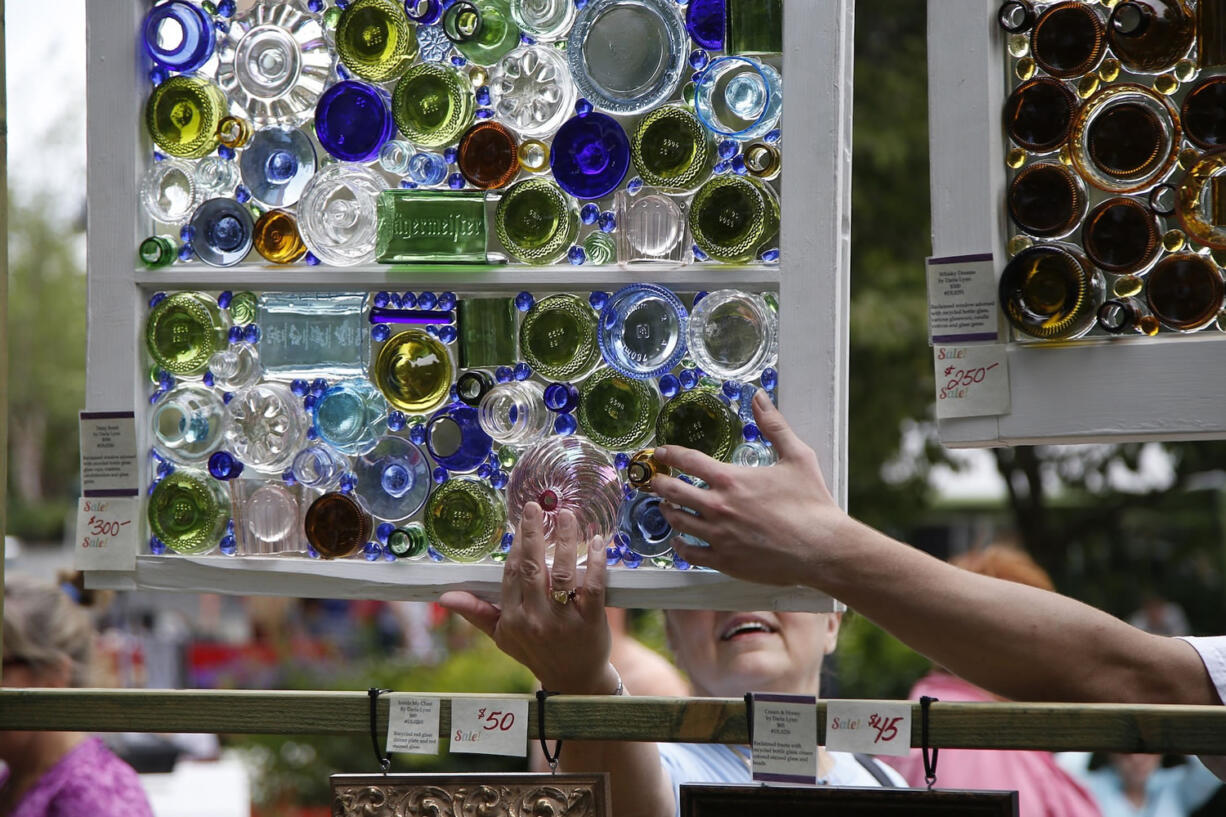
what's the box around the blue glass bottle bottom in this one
[426,403,494,473]
[314,81,395,162]
[240,128,317,207]
[550,112,631,200]
[143,0,216,73]
[190,198,254,267]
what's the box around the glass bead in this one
[427,546,445,562]
[451,55,467,66]
[760,367,777,391]
[202,371,215,387]
[598,211,617,232]
[673,555,690,570]
[515,291,535,311]
[760,247,780,262]
[419,291,438,309]
[514,362,532,380]
[308,546,321,559]
[372,324,391,342]
[150,535,167,555]
[223,391,234,404]
[178,244,195,262]
[488,469,506,489]
[304,252,320,266]
[689,49,709,70]
[402,292,418,307]
[427,325,439,337]
[448,172,465,189]
[627,177,643,194]
[764,128,781,144]
[242,324,260,344]
[477,463,493,478]
[722,380,741,399]
[581,203,600,224]
[568,245,586,265]
[364,541,382,561]
[374,291,391,308]
[283,469,297,485]
[605,544,621,564]
[622,550,642,568]
[235,185,252,203]
[500,531,514,552]
[150,67,169,86]
[219,535,238,556]
[149,292,168,308]
[410,423,427,444]
[714,160,730,174]
[311,378,328,396]
[554,413,578,435]
[376,522,394,543]
[718,140,738,160]
[437,325,457,343]
[589,291,609,310]
[731,155,747,174]
[576,98,593,116]
[217,0,235,16]
[692,244,708,261]
[432,466,449,484]
[387,410,407,431]
[614,452,630,469]
[476,86,492,105]
[156,460,176,479]
[498,447,519,468]
[218,145,236,160]
[743,423,760,442]
[495,366,514,383]
[304,424,318,438]
[308,0,324,10]
[340,473,357,493]
[227,326,244,344]
[291,379,309,396]
[658,373,680,397]
[444,147,459,163]
[439,291,457,310]
[679,369,698,390]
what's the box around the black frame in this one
[681,784,1019,816]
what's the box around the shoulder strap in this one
[852,753,897,787]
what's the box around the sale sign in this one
[73,496,139,571]
[448,698,529,757]
[824,701,913,757]
[933,344,1011,419]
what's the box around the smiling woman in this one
[439,508,903,817]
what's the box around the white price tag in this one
[926,254,1000,345]
[750,693,817,784]
[386,695,441,756]
[73,497,139,571]
[449,698,529,757]
[79,411,139,496]
[824,701,912,757]
[934,345,1011,419]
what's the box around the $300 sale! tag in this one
[449,699,529,757]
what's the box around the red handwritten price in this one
[86,515,131,539]
[939,362,999,400]
[868,713,903,744]
[476,708,516,732]
[826,701,911,756]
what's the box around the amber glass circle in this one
[1031,2,1105,78]
[304,492,372,559]
[1087,103,1163,178]
[1003,78,1077,152]
[1096,298,1141,333]
[1007,163,1084,237]
[373,329,454,413]
[1082,197,1160,272]
[457,121,519,190]
[1145,253,1224,331]
[253,210,307,264]
[999,244,1096,339]
[1182,77,1226,150]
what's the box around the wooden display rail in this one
[3,690,1225,755]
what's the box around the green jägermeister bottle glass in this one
[689,175,780,263]
[443,0,522,66]
[393,63,476,147]
[336,0,418,82]
[147,471,229,554]
[495,178,579,264]
[140,236,177,269]
[631,105,714,192]
[576,368,660,450]
[655,387,742,462]
[145,75,229,159]
[424,478,507,561]
[727,0,783,55]
[519,293,601,379]
[146,292,228,377]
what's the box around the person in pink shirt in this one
[0,576,153,817]
[887,546,1101,817]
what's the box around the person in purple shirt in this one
[1,576,153,817]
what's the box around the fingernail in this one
[754,390,771,409]
[655,446,669,458]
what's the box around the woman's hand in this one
[438,502,619,695]
[653,390,852,586]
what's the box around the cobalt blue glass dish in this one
[314,81,395,162]
[143,1,217,73]
[426,403,494,473]
[550,112,631,200]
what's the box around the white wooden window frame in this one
[930,0,1226,449]
[83,0,853,611]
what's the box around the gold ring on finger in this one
[552,589,571,606]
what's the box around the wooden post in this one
[0,0,10,659]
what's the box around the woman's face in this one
[665,611,841,697]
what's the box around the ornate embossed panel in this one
[331,772,610,817]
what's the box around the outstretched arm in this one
[653,392,1219,706]
[439,504,674,817]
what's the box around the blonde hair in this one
[3,575,97,687]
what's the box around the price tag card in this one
[79,411,139,496]
[449,698,529,757]
[750,693,817,784]
[73,497,139,571]
[934,345,1011,419]
[824,701,912,757]
[926,253,999,345]
[386,695,441,756]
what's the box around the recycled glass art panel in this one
[142,287,781,565]
[138,0,784,269]
[998,0,1226,341]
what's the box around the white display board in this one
[928,0,1226,448]
[83,0,853,611]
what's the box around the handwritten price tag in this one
[825,701,912,757]
[750,693,817,784]
[73,497,139,571]
[386,695,441,755]
[933,345,1010,419]
[449,698,528,757]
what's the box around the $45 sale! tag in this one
[449,699,529,757]
[824,701,912,757]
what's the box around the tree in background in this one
[6,194,86,539]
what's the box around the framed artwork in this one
[332,772,610,817]
[681,783,1019,816]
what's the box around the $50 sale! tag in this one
[449,699,529,756]
[824,701,912,757]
